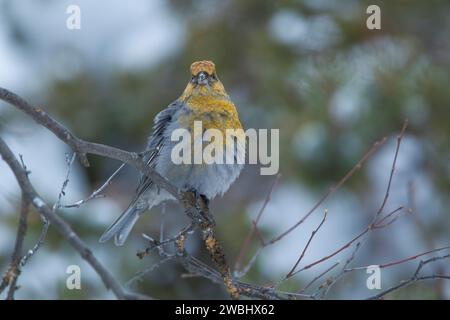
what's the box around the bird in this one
[100,60,245,245]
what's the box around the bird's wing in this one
[131,100,182,204]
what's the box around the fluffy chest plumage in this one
[180,95,243,132]
[154,97,245,199]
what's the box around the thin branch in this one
[0,195,30,299]
[312,241,364,298]
[62,163,126,208]
[372,119,408,221]
[125,256,175,288]
[344,246,450,272]
[137,224,195,259]
[53,152,76,211]
[413,254,450,278]
[234,174,281,271]
[19,215,49,268]
[319,246,450,299]
[367,253,450,300]
[300,262,340,294]
[1,157,31,299]
[407,180,446,298]
[290,206,404,277]
[233,247,263,279]
[160,203,166,243]
[285,209,328,279]
[368,274,450,300]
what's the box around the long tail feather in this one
[99,205,145,246]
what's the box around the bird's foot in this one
[181,188,215,228]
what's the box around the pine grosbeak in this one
[100,61,245,245]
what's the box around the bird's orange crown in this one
[190,60,216,76]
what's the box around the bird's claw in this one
[182,189,215,228]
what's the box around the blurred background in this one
[0,0,449,299]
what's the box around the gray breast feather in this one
[135,100,244,201]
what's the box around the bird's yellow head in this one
[180,60,228,101]
[190,60,216,78]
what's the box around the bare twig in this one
[160,203,166,243]
[344,246,450,272]
[233,247,263,279]
[137,224,195,259]
[300,262,340,295]
[314,246,450,299]
[312,241,364,297]
[367,253,450,300]
[289,206,403,278]
[53,153,76,211]
[407,181,446,298]
[126,256,175,288]
[234,174,281,272]
[313,245,450,300]
[368,274,450,300]
[285,209,328,279]
[0,195,30,299]
[19,215,49,268]
[372,119,408,221]
[62,163,126,208]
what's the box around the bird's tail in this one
[99,204,147,246]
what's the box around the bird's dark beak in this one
[197,72,208,86]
